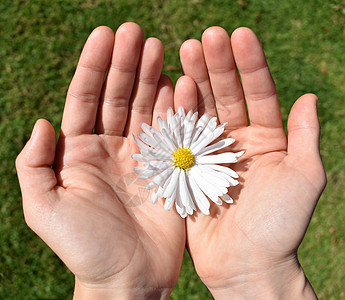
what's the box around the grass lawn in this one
[1,0,344,298]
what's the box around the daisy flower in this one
[132,107,244,218]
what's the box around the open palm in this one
[179,27,326,297]
[16,23,185,298]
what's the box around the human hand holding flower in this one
[16,23,185,299]
[179,27,326,299]
[16,21,326,299]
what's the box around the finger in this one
[16,119,57,218]
[174,75,198,113]
[202,27,248,128]
[231,27,283,129]
[96,22,144,136]
[62,26,114,136]
[152,75,174,129]
[180,39,217,118]
[287,94,326,189]
[125,37,164,136]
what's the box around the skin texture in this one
[179,27,326,298]
[16,22,326,299]
[16,23,186,299]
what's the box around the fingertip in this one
[230,27,261,59]
[142,37,164,66]
[86,26,115,52]
[158,74,174,90]
[180,39,203,63]
[145,36,164,47]
[116,22,144,40]
[202,26,229,44]
[16,119,58,208]
[231,27,256,41]
[175,75,197,91]
[287,94,326,189]
[287,93,319,132]
[91,25,115,38]
[22,119,56,168]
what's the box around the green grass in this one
[1,0,344,298]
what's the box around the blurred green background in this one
[1,0,344,298]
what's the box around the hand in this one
[16,23,185,299]
[179,27,326,298]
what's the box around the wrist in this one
[205,257,317,300]
[73,277,171,300]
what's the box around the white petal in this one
[187,173,210,215]
[167,107,174,130]
[179,171,196,211]
[190,117,217,152]
[163,168,180,199]
[202,167,239,186]
[220,193,234,204]
[175,183,187,218]
[152,132,172,153]
[132,154,148,162]
[139,168,160,179]
[157,116,169,133]
[211,123,226,141]
[227,177,239,186]
[190,167,221,203]
[191,111,198,123]
[158,174,172,197]
[158,118,176,152]
[141,123,154,137]
[182,118,195,148]
[178,106,186,119]
[197,152,238,164]
[132,134,150,152]
[185,109,193,121]
[133,166,146,175]
[151,167,174,185]
[214,197,222,205]
[145,182,157,190]
[197,138,235,156]
[196,113,209,129]
[161,128,177,152]
[164,195,175,210]
[195,165,228,195]
[191,113,209,143]
[171,114,182,147]
[176,205,187,218]
[151,188,159,204]
[190,132,214,155]
[198,165,230,189]
[144,126,172,154]
[139,132,158,148]
[157,185,165,197]
[147,160,171,169]
[236,150,245,158]
[205,164,239,178]
[146,148,171,160]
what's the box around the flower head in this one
[132,106,244,218]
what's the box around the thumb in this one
[287,93,326,190]
[16,119,58,208]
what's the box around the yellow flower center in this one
[172,148,195,171]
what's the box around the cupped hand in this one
[16,23,185,299]
[179,27,326,298]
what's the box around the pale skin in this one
[16,23,186,299]
[16,22,326,299]
[179,27,326,299]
